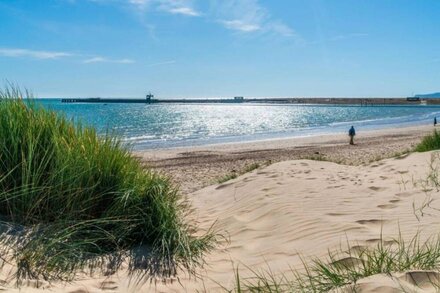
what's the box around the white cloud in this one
[147,60,176,66]
[211,0,299,39]
[220,20,260,32]
[167,6,199,16]
[83,56,135,64]
[129,0,148,5]
[0,47,135,64]
[128,0,200,16]
[84,0,299,39]
[0,48,73,59]
[128,0,150,9]
[269,22,296,37]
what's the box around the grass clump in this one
[218,172,238,184]
[230,234,440,292]
[243,163,261,173]
[217,162,266,184]
[416,130,440,152]
[0,87,216,284]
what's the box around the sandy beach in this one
[136,125,434,194]
[5,1,440,291]
[4,124,440,292]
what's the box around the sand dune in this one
[171,151,440,292]
[4,150,440,292]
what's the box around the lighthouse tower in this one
[146,93,154,103]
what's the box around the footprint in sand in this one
[350,245,367,254]
[356,219,388,227]
[326,212,347,216]
[395,191,412,198]
[331,256,363,269]
[399,271,440,287]
[389,199,401,203]
[215,182,234,190]
[377,203,397,210]
[328,185,344,189]
[257,170,270,175]
[369,186,386,191]
[365,238,397,246]
[99,280,118,291]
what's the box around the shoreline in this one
[136,123,435,194]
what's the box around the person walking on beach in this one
[349,126,356,145]
[435,117,437,126]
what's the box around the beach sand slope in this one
[4,150,440,292]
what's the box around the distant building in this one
[234,96,244,101]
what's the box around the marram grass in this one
[229,233,440,292]
[0,86,216,284]
[416,130,440,152]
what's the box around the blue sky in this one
[0,0,439,98]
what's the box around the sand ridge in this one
[176,151,440,292]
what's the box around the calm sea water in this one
[37,99,440,150]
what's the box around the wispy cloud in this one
[0,47,135,64]
[0,48,73,59]
[128,0,200,16]
[329,33,369,41]
[84,0,299,39]
[147,60,176,66]
[210,0,300,39]
[83,56,135,64]
[308,33,369,45]
[220,20,260,32]
[268,22,297,37]
[166,6,199,16]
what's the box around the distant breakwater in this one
[61,97,440,106]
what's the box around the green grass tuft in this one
[243,163,261,173]
[231,233,440,292]
[217,162,267,184]
[0,86,217,284]
[416,130,440,152]
[218,172,238,184]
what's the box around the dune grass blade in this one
[0,86,217,284]
[231,234,440,292]
[416,130,440,152]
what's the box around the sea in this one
[36,99,440,150]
